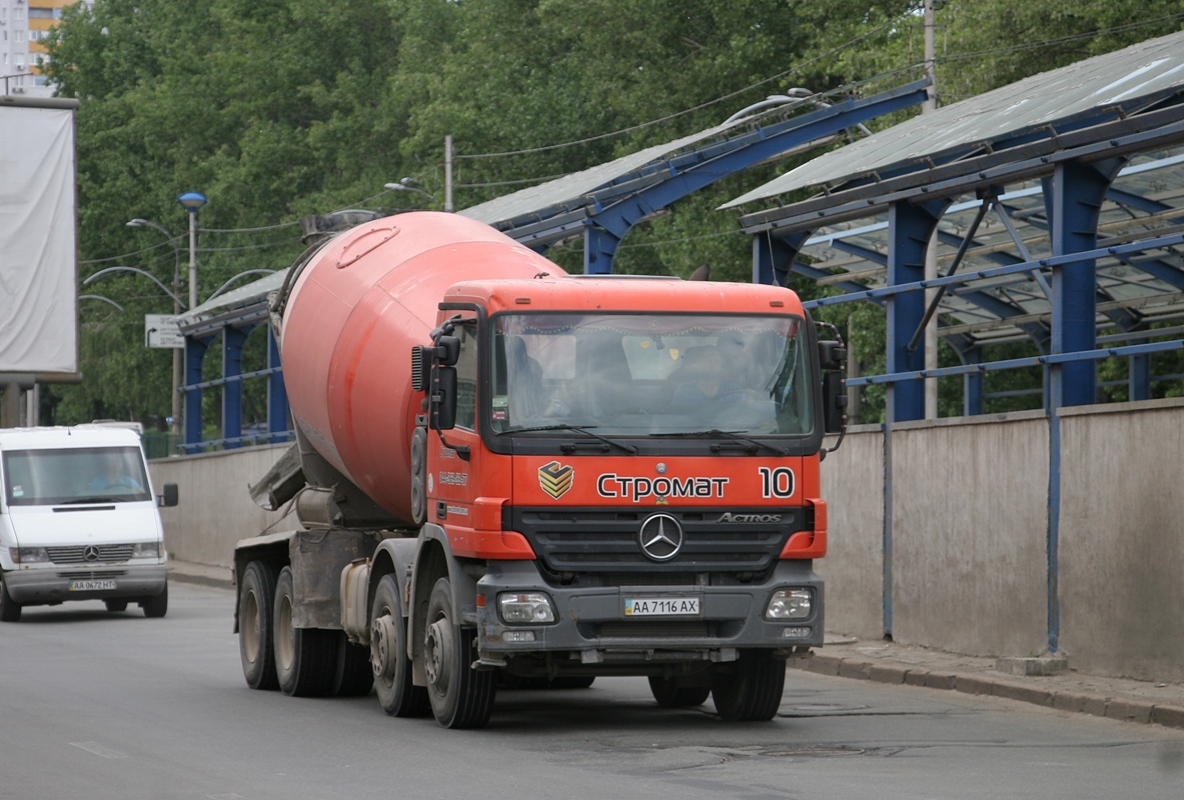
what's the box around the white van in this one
[0,425,177,621]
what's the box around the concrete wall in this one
[1058,399,1184,682]
[150,444,291,569]
[151,398,1184,681]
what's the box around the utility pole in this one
[444,135,454,212]
[923,0,939,419]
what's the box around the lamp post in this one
[384,179,436,202]
[176,192,208,311]
[127,218,185,440]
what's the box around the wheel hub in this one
[425,618,452,694]
[371,614,397,680]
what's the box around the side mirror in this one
[159,482,179,508]
[817,340,846,371]
[822,371,847,434]
[430,366,458,431]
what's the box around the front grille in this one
[60,570,129,579]
[48,544,135,564]
[513,506,807,575]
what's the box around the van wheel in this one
[141,583,168,618]
[424,577,496,728]
[104,599,129,612]
[371,574,429,716]
[0,576,21,622]
[239,561,279,690]
[711,650,785,721]
[273,566,336,697]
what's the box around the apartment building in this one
[1,0,91,98]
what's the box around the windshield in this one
[2,446,152,506]
[491,313,812,436]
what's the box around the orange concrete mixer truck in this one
[234,211,846,728]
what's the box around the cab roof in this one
[443,275,807,317]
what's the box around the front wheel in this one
[710,650,786,722]
[370,574,429,716]
[273,566,337,697]
[424,577,496,728]
[239,561,279,690]
[140,583,168,618]
[0,575,21,622]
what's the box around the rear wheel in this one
[424,577,496,728]
[140,583,168,618]
[370,574,429,716]
[333,633,375,697]
[273,566,337,697]
[104,599,128,613]
[0,575,21,622]
[239,561,279,690]
[711,650,785,722]
[649,675,711,708]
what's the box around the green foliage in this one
[37,0,1184,428]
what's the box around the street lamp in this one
[127,218,186,440]
[384,179,436,201]
[176,191,208,311]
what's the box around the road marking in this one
[208,794,247,800]
[69,741,127,759]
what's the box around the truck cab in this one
[0,426,177,621]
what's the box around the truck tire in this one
[370,574,429,716]
[0,576,21,622]
[239,561,280,690]
[141,583,168,618]
[423,576,496,729]
[648,676,711,708]
[273,566,337,697]
[104,599,129,612]
[333,633,375,697]
[711,650,785,722]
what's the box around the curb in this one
[791,653,1184,731]
[167,563,234,591]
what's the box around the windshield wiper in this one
[499,424,637,454]
[654,429,787,456]
[58,496,124,505]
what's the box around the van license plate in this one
[69,580,116,591]
[624,597,700,617]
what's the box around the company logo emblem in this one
[638,514,684,561]
[82,545,101,562]
[717,512,782,524]
[538,461,575,499]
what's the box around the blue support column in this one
[583,226,621,274]
[886,199,948,422]
[267,326,289,441]
[961,345,985,416]
[752,231,808,286]
[222,325,248,450]
[183,336,210,451]
[1128,353,1151,401]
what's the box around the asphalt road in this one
[1,582,1181,800]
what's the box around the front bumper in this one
[476,560,823,665]
[4,564,167,606]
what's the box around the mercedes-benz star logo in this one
[82,545,101,562]
[638,514,684,562]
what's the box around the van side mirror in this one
[430,366,458,431]
[159,482,179,508]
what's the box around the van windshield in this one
[2,446,151,506]
[490,313,813,436]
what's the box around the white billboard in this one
[0,98,80,382]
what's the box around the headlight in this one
[766,588,812,620]
[498,592,556,624]
[132,542,162,558]
[11,547,50,564]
